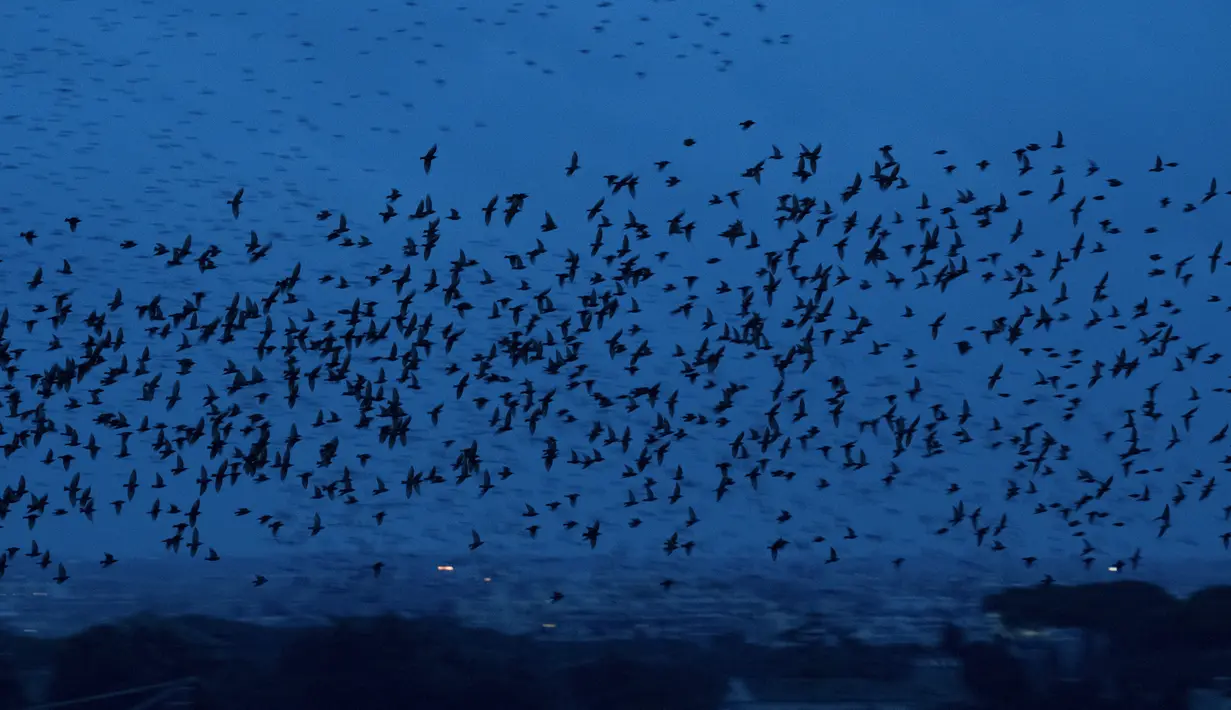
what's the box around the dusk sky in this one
[2,0,1231,606]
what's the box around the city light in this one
[437,565,454,572]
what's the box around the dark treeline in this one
[0,613,852,710]
[970,580,1231,709]
[1,581,1230,709]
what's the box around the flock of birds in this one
[2,122,1231,605]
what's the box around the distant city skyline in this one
[0,550,1222,642]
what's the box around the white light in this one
[483,577,492,582]
[542,623,556,628]
[1108,566,1118,572]
[437,565,454,572]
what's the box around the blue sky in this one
[2,0,1231,603]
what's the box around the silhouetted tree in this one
[958,640,1033,710]
[983,581,1180,649]
[1178,585,1231,649]
[44,617,224,710]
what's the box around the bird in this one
[2,115,1229,628]
[421,144,438,174]
[227,188,244,218]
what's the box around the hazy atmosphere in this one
[3,0,1231,617]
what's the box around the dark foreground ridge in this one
[2,582,1231,709]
